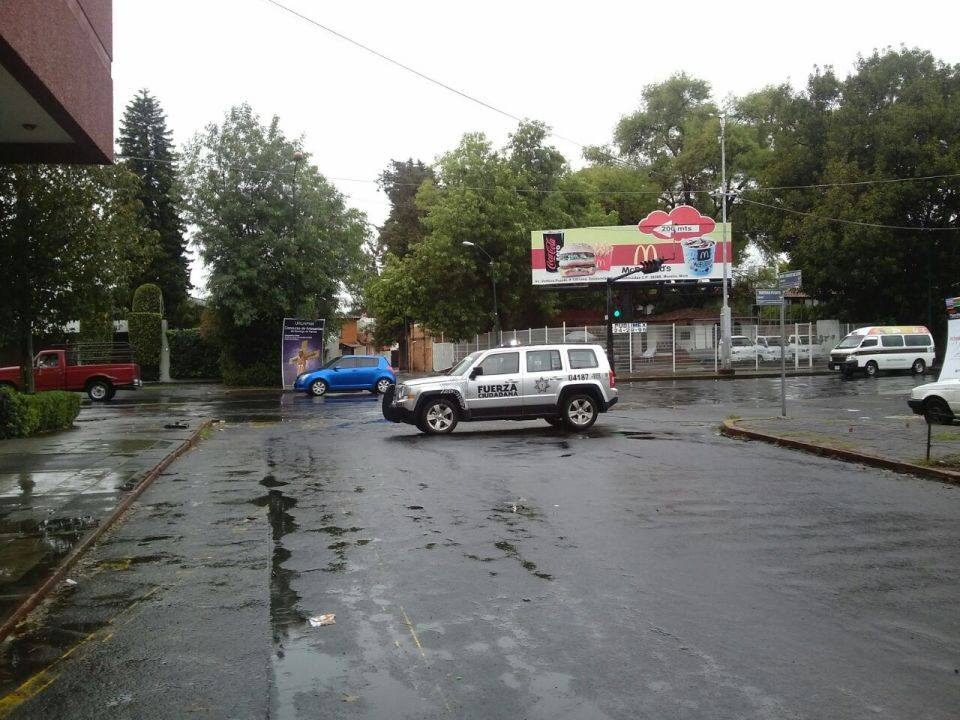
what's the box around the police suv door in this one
[521,348,563,416]
[465,351,522,417]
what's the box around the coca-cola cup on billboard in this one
[543,232,564,273]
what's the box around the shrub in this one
[132,283,164,315]
[169,328,221,379]
[220,356,279,387]
[0,388,81,439]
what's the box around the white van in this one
[828,326,935,377]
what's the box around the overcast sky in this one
[114,0,960,291]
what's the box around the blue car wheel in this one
[309,378,328,397]
[375,377,393,394]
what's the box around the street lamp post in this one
[719,114,732,372]
[462,241,500,335]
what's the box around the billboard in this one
[281,318,326,389]
[941,298,960,381]
[531,205,731,286]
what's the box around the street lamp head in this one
[292,151,304,161]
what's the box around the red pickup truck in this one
[0,349,141,401]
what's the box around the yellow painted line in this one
[0,585,164,716]
[398,605,426,659]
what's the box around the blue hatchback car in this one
[294,355,396,397]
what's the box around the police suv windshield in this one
[449,352,481,377]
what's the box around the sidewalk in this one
[0,396,209,626]
[723,414,960,484]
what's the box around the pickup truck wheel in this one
[562,394,598,432]
[87,380,112,402]
[419,398,458,435]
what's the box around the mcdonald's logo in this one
[633,244,659,265]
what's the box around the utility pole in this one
[719,114,732,372]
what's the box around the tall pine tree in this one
[118,90,190,324]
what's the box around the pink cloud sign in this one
[638,205,716,242]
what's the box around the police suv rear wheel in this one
[420,398,458,435]
[562,394,598,431]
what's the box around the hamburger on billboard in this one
[531,205,731,285]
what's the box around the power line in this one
[754,172,960,191]
[739,196,960,232]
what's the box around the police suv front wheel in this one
[419,398,458,435]
[562,394,598,431]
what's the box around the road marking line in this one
[0,584,165,716]
[399,605,426,659]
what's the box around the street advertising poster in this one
[531,205,732,286]
[281,318,326,389]
[939,298,960,381]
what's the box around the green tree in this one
[182,104,370,384]
[118,90,191,324]
[376,159,434,260]
[738,49,960,331]
[0,165,155,391]
[366,122,614,340]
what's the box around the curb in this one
[720,418,960,485]
[0,418,215,643]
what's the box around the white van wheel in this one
[865,361,879,378]
[911,359,926,375]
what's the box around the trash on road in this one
[164,421,189,429]
[64,578,77,586]
[308,613,336,627]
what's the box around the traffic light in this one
[612,306,622,319]
[640,259,666,274]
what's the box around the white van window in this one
[905,334,931,347]
[880,335,904,347]
[860,338,878,348]
[836,335,862,349]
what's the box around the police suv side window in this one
[881,335,904,347]
[526,350,562,373]
[479,352,519,376]
[568,349,598,369]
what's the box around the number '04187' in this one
[567,373,588,381]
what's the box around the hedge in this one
[0,388,81,439]
[168,328,221,379]
[220,356,280,387]
[128,312,162,380]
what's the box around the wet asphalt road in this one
[1,376,959,719]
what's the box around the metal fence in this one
[449,320,875,376]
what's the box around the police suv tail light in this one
[609,370,616,388]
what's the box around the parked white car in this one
[722,335,774,363]
[785,334,823,362]
[908,379,959,423]
[756,336,783,361]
